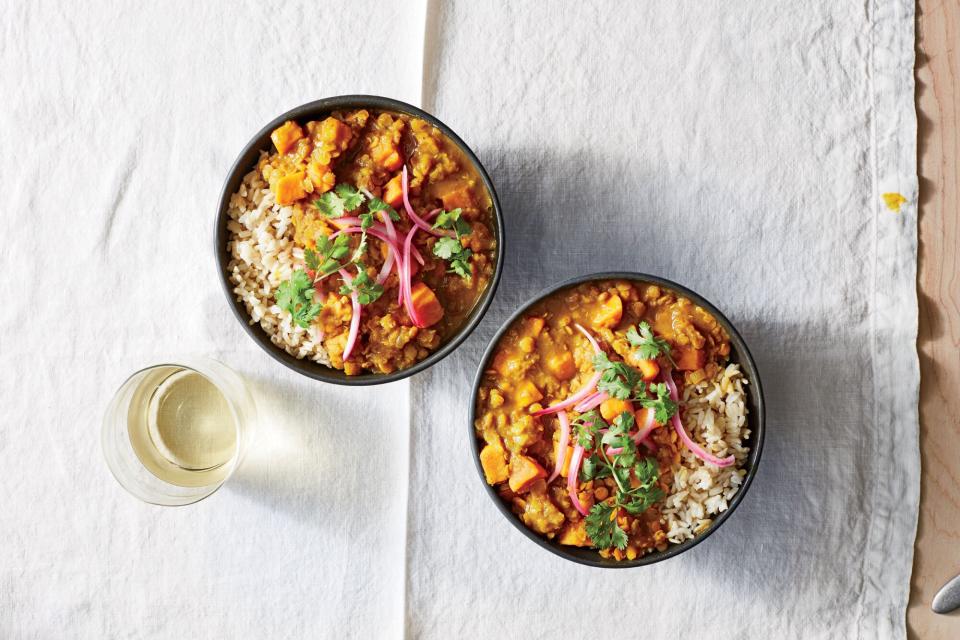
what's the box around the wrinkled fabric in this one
[407,1,918,639]
[0,1,424,638]
[0,1,918,638]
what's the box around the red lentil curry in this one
[474,279,736,560]
[265,109,495,375]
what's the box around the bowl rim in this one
[214,95,504,386]
[468,271,765,568]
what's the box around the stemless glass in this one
[102,357,257,506]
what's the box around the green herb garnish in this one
[334,183,365,211]
[592,352,642,400]
[571,410,605,449]
[314,183,366,218]
[582,409,664,550]
[637,382,678,425]
[626,321,674,363]
[275,269,322,328]
[338,264,384,305]
[433,237,473,278]
[367,196,400,220]
[431,208,473,279]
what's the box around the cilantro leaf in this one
[334,183,365,211]
[585,503,629,550]
[367,196,400,221]
[432,236,473,280]
[314,191,345,219]
[432,208,471,236]
[626,321,673,363]
[592,352,642,400]
[338,265,384,306]
[571,410,605,449]
[638,382,678,425]
[275,269,322,329]
[304,248,320,272]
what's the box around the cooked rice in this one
[661,363,751,543]
[225,165,330,365]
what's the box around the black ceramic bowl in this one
[215,96,504,385]
[469,272,764,567]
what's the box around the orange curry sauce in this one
[474,280,731,560]
[262,109,495,375]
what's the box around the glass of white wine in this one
[102,358,257,506]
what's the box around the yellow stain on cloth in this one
[882,192,907,212]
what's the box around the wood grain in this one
[910,0,960,636]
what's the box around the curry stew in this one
[474,279,739,560]
[262,109,495,375]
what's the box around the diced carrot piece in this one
[372,140,403,171]
[274,171,306,206]
[383,174,403,208]
[558,519,591,547]
[515,379,543,407]
[409,281,444,327]
[638,358,659,382]
[593,295,623,328]
[270,120,304,155]
[545,350,576,381]
[600,397,633,423]
[508,455,548,493]
[439,183,474,210]
[525,316,545,337]
[560,445,574,477]
[675,347,706,371]
[479,444,509,485]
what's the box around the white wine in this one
[127,366,237,488]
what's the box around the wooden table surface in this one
[909,0,960,637]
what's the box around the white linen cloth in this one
[0,1,425,638]
[407,1,918,639]
[0,1,918,639]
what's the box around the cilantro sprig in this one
[581,410,664,551]
[275,269,322,329]
[431,208,473,279]
[338,264,384,305]
[592,352,642,400]
[638,382,678,425]
[314,183,366,219]
[360,196,400,229]
[626,321,674,364]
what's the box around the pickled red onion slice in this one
[662,369,734,467]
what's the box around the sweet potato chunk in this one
[593,294,623,329]
[637,358,660,381]
[508,455,548,493]
[675,346,706,371]
[525,316,545,337]
[515,379,543,407]
[545,350,576,381]
[492,348,524,378]
[274,171,306,206]
[320,116,352,149]
[383,174,403,208]
[409,282,444,327]
[270,120,304,155]
[372,140,403,171]
[479,444,509,485]
[558,519,592,547]
[600,397,633,422]
[439,183,474,210]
